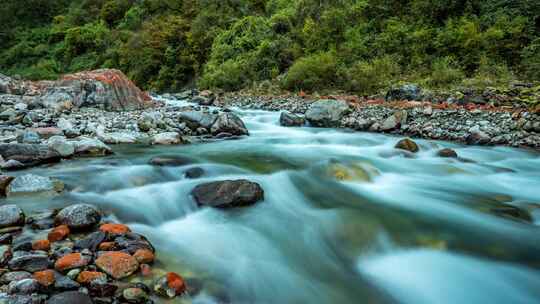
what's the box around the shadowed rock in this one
[191,179,264,208]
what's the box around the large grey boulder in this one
[6,174,64,197]
[210,113,249,136]
[72,137,112,156]
[191,179,264,208]
[305,99,350,127]
[55,204,102,230]
[385,84,422,101]
[0,205,25,228]
[0,144,61,169]
[279,111,305,127]
[178,111,217,130]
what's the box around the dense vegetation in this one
[1,0,539,94]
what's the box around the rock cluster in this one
[220,92,540,149]
[0,204,187,303]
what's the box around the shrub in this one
[428,57,464,88]
[345,56,400,95]
[282,52,339,92]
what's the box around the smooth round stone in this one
[55,204,102,230]
[0,204,25,228]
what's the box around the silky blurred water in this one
[5,103,540,303]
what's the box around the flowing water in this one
[5,101,540,304]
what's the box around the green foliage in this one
[0,0,539,92]
[345,56,401,95]
[282,52,339,91]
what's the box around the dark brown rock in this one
[191,179,264,208]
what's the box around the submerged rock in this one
[154,272,186,298]
[279,111,305,127]
[47,291,93,304]
[191,179,264,208]
[395,138,419,153]
[0,205,25,228]
[437,148,458,158]
[149,155,195,166]
[305,99,350,127]
[6,174,64,196]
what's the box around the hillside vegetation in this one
[1,0,539,94]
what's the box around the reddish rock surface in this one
[33,269,56,287]
[95,251,139,279]
[55,253,90,272]
[99,223,131,235]
[166,272,186,295]
[133,249,154,264]
[32,239,51,251]
[57,69,154,111]
[98,242,115,251]
[77,271,107,284]
[48,225,70,242]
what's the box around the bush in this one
[427,57,464,88]
[282,52,339,92]
[521,38,540,81]
[345,56,401,95]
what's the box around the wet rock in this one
[133,249,154,264]
[185,167,204,179]
[0,175,15,196]
[33,270,56,287]
[74,231,106,251]
[386,84,422,101]
[1,271,32,284]
[279,111,304,127]
[0,205,25,228]
[95,251,139,279]
[6,174,64,197]
[19,131,41,144]
[305,99,350,127]
[466,126,491,145]
[0,245,11,265]
[88,281,117,297]
[47,136,75,158]
[491,205,532,222]
[178,111,217,129]
[29,211,56,230]
[154,272,186,298]
[54,273,80,290]
[210,113,249,136]
[32,240,50,251]
[8,252,49,272]
[151,132,182,145]
[122,287,149,303]
[8,278,40,295]
[191,179,265,208]
[73,137,113,156]
[380,110,407,131]
[54,253,91,272]
[76,271,107,285]
[97,131,138,145]
[149,155,194,167]
[48,225,70,242]
[47,291,92,304]
[437,148,458,158]
[99,223,131,235]
[55,204,102,230]
[0,144,61,169]
[395,138,419,153]
[192,96,213,106]
[114,233,154,254]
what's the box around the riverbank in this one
[217,92,540,150]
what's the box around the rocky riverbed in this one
[217,88,540,149]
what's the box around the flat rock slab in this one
[0,144,61,168]
[6,174,64,197]
[191,179,264,208]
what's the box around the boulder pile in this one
[0,204,187,303]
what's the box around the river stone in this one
[149,155,195,166]
[279,111,304,127]
[55,204,102,230]
[437,148,458,158]
[6,174,64,197]
[0,144,62,168]
[47,136,75,157]
[210,113,249,136]
[178,111,217,129]
[73,137,112,156]
[8,278,40,295]
[95,251,139,279]
[8,253,49,272]
[19,131,41,144]
[185,167,204,179]
[0,271,32,284]
[0,205,25,228]
[386,84,422,101]
[395,138,419,153]
[123,287,149,302]
[0,175,15,196]
[151,132,182,145]
[191,179,265,208]
[466,126,491,145]
[98,131,138,144]
[47,291,92,304]
[381,110,407,131]
[305,99,350,127]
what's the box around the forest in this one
[1,0,539,94]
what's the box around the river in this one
[5,100,540,303]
